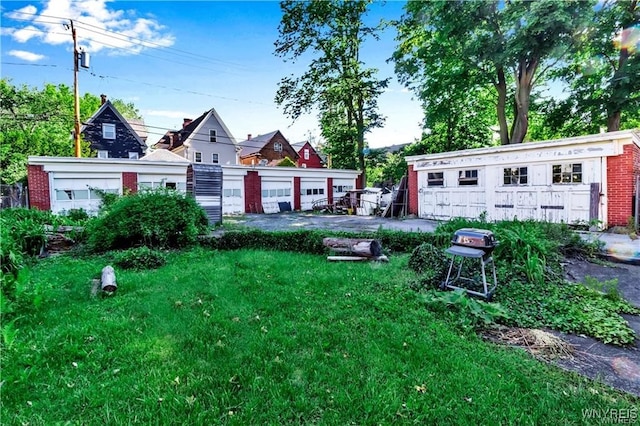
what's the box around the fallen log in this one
[327,255,389,262]
[101,265,117,293]
[322,238,383,258]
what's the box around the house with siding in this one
[291,141,324,168]
[405,130,640,229]
[81,95,148,159]
[237,131,299,166]
[153,108,238,165]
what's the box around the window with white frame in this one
[301,163,307,168]
[552,163,582,184]
[209,129,217,143]
[97,150,109,159]
[304,149,310,160]
[458,169,478,186]
[102,123,115,139]
[503,167,528,185]
[194,152,202,163]
[128,152,139,159]
[427,172,444,187]
[212,153,219,164]
[274,142,283,152]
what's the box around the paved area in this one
[222,212,438,233]
[222,213,640,264]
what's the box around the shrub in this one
[86,188,210,252]
[113,247,167,270]
[64,208,90,223]
[408,243,449,289]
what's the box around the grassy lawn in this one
[2,248,637,424]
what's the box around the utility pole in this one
[71,19,81,158]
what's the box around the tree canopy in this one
[0,78,142,184]
[393,0,596,146]
[274,0,389,182]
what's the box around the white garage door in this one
[52,177,120,215]
[332,178,354,199]
[261,179,293,214]
[300,179,326,211]
[223,179,244,215]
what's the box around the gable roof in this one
[141,149,190,162]
[237,130,280,157]
[153,107,237,151]
[182,107,237,147]
[81,100,147,150]
[291,141,310,151]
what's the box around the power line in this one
[6,10,248,70]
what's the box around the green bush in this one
[64,208,90,223]
[407,243,450,290]
[86,189,210,252]
[113,247,167,270]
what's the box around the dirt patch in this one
[486,259,640,397]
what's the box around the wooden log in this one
[322,238,383,258]
[327,255,389,262]
[101,265,117,293]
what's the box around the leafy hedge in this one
[86,189,209,252]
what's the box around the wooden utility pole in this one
[71,20,81,158]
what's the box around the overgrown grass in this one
[1,248,637,424]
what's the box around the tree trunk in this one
[323,238,383,258]
[510,59,537,143]
[607,111,621,132]
[495,67,510,145]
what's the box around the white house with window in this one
[405,130,640,228]
[152,108,238,165]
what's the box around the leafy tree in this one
[552,0,639,132]
[0,79,142,184]
[393,0,594,146]
[274,0,389,183]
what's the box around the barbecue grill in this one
[441,228,498,300]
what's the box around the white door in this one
[261,179,293,213]
[52,177,120,215]
[222,179,244,215]
[300,179,326,211]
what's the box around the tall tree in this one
[274,0,389,183]
[393,0,593,146]
[556,0,639,132]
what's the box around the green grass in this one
[1,248,637,424]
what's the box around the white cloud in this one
[8,50,46,61]
[3,0,174,55]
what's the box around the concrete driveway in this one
[222,212,439,233]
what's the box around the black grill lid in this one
[451,228,497,249]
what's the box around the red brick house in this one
[237,130,299,166]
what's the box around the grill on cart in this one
[441,228,498,300]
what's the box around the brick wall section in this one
[293,177,301,211]
[122,172,138,194]
[27,165,51,211]
[244,171,262,213]
[408,164,419,215]
[327,177,333,205]
[607,143,638,226]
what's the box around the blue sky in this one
[1,0,424,148]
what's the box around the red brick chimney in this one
[183,118,193,129]
[100,94,107,105]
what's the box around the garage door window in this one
[503,167,528,185]
[458,170,478,186]
[427,172,444,187]
[553,164,582,184]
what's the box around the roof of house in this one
[291,141,309,150]
[127,118,148,141]
[81,100,147,150]
[153,107,237,151]
[237,130,281,158]
[140,149,190,162]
